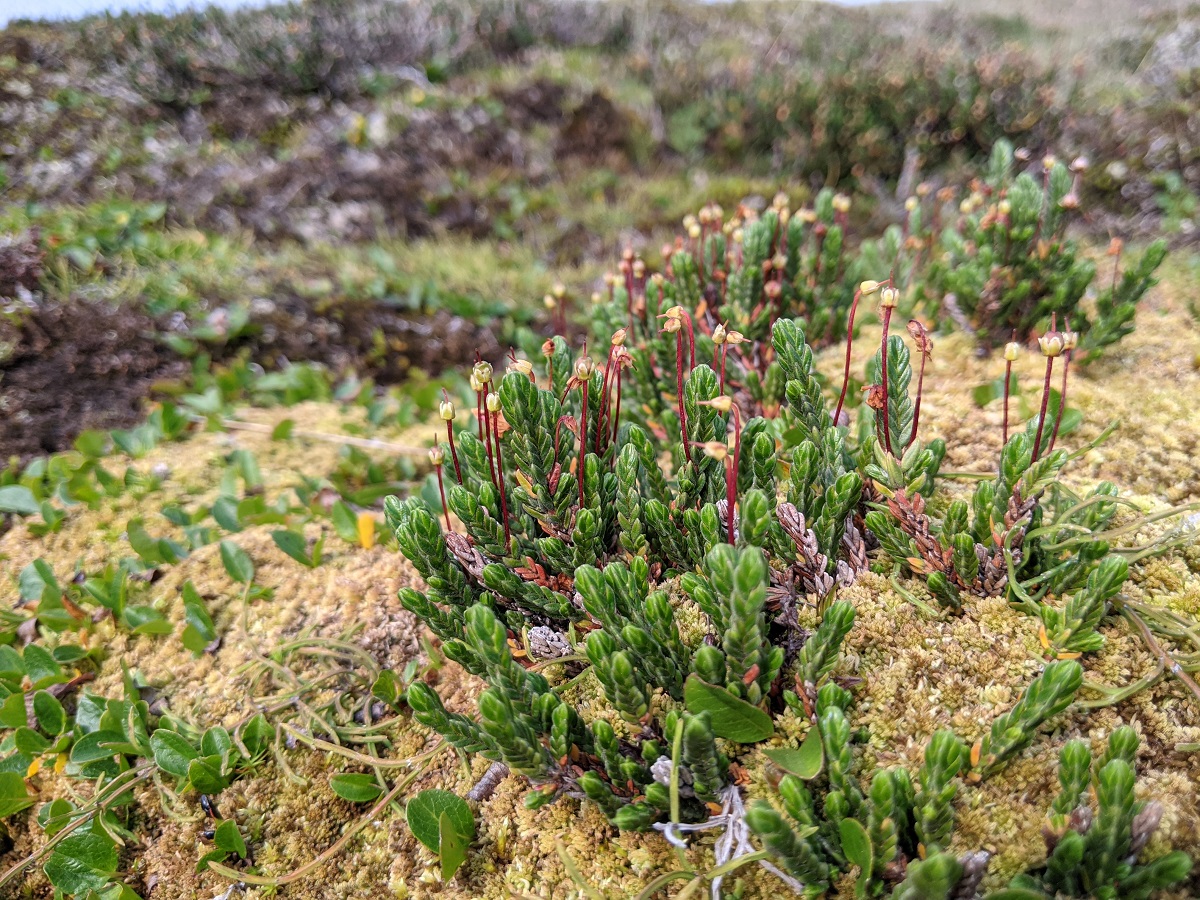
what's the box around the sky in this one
[0,0,918,28]
[0,0,267,26]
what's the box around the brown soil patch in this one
[0,300,185,462]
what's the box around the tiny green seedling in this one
[406,789,474,880]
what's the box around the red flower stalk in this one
[1047,325,1076,455]
[486,393,511,549]
[473,361,497,486]
[878,284,899,456]
[906,320,932,447]
[439,392,463,484]
[661,314,691,462]
[1032,314,1064,462]
[834,281,876,426]
[430,442,451,531]
[699,398,740,542]
[1002,333,1018,446]
[569,354,597,510]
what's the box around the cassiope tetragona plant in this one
[386,198,1196,895]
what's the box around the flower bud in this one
[542,338,556,357]
[772,253,787,270]
[998,199,1012,216]
[860,280,881,295]
[1070,156,1089,173]
[662,316,681,334]
[764,281,782,299]
[633,259,646,278]
[1038,331,1065,358]
[772,191,789,209]
[469,373,483,393]
[1063,331,1078,351]
[604,271,617,287]
[880,287,899,309]
[590,291,602,304]
[712,323,727,345]
[1042,154,1056,171]
[705,395,733,414]
[473,361,493,384]
[1004,341,1020,362]
[611,328,627,346]
[905,196,918,212]
[724,330,747,344]
[688,223,702,240]
[731,228,744,244]
[699,440,728,461]
[439,400,456,420]
[429,445,445,466]
[574,356,596,379]
[682,214,698,230]
[508,358,534,377]
[544,294,557,309]
[832,193,851,213]
[486,392,501,413]
[552,282,566,299]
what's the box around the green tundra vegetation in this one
[0,0,1198,898]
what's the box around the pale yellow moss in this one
[1,278,1199,899]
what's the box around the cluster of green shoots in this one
[388,199,1194,894]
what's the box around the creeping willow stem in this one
[834,280,878,426]
[1002,335,1018,446]
[1033,314,1064,462]
[879,284,899,456]
[439,393,462,484]
[429,443,451,531]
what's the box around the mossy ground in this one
[1,264,1198,898]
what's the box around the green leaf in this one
[37,797,76,836]
[42,831,118,894]
[33,691,66,735]
[330,772,383,803]
[271,529,316,567]
[125,606,172,635]
[839,816,873,873]
[24,644,64,690]
[201,726,233,759]
[70,730,127,765]
[15,726,51,755]
[406,789,474,853]
[439,810,469,880]
[0,693,27,729]
[219,541,255,584]
[0,772,34,818]
[213,819,247,857]
[180,581,217,655]
[187,755,230,794]
[271,419,295,441]
[683,675,774,743]
[241,714,274,758]
[331,501,359,543]
[763,728,823,779]
[983,891,1052,900]
[150,729,198,778]
[0,485,39,516]
[211,497,242,532]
